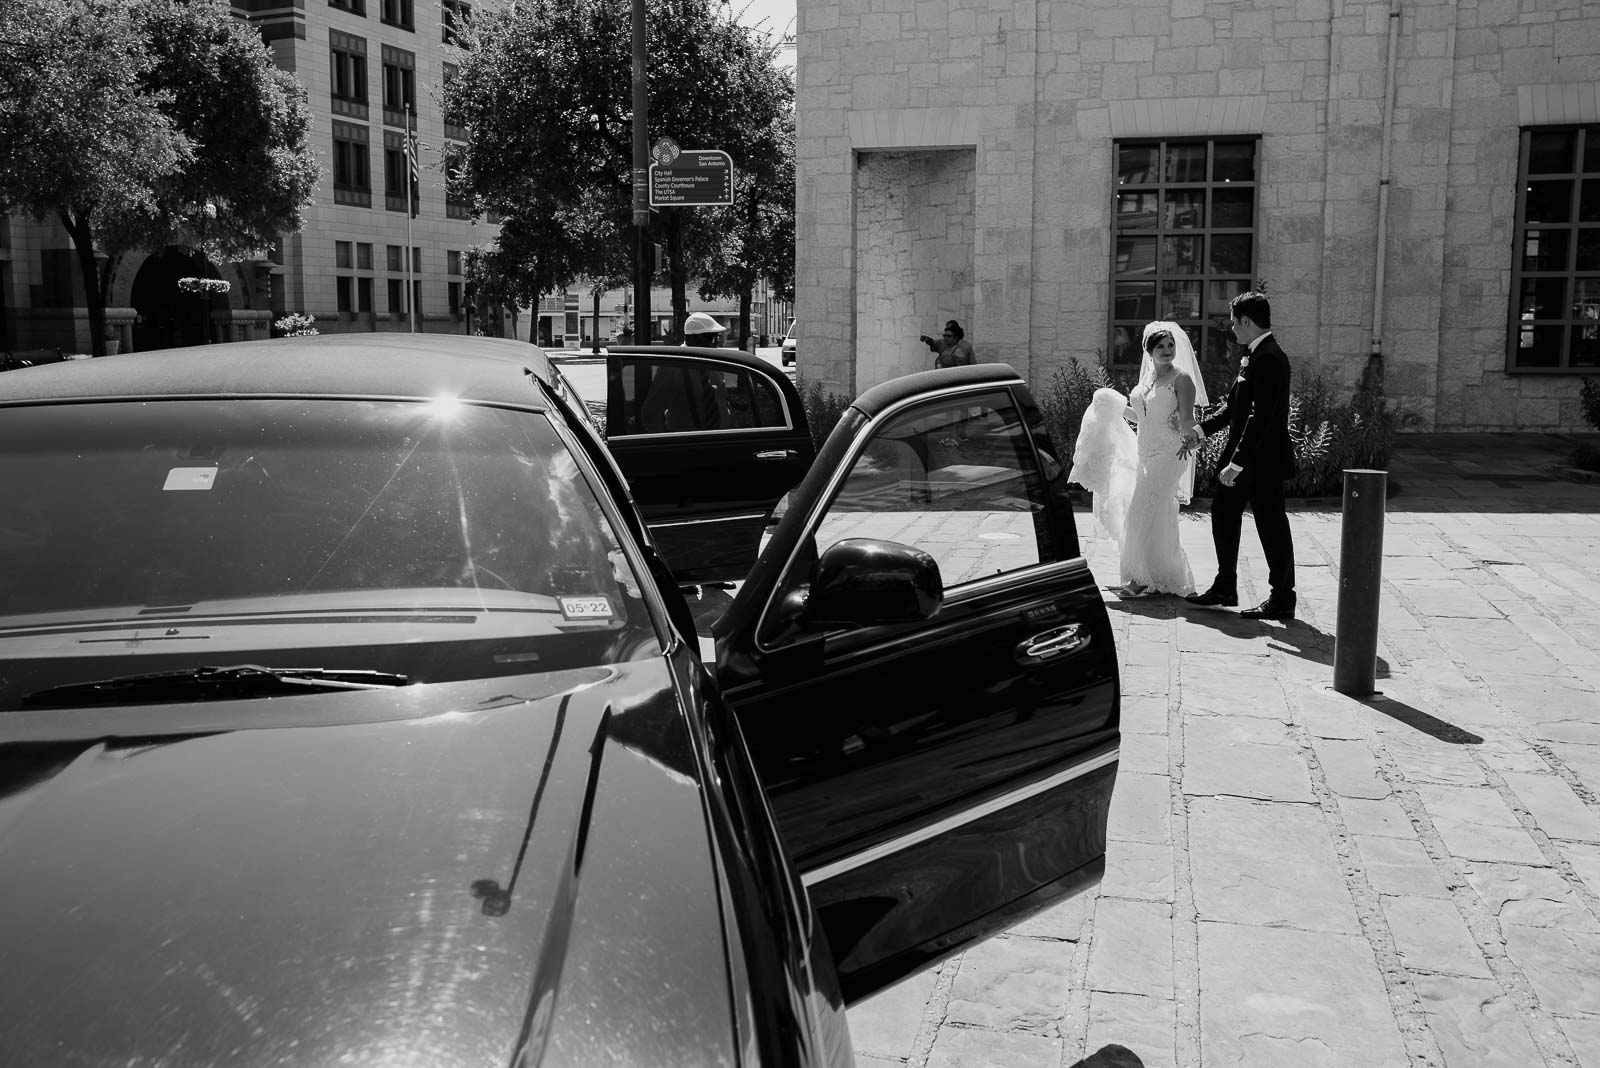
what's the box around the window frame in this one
[1506,123,1600,373]
[380,0,413,31]
[329,31,368,119]
[330,122,371,208]
[755,382,1064,651]
[1108,136,1260,377]
[380,46,416,126]
[441,0,471,45]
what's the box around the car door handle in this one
[1016,624,1090,663]
[755,450,795,460]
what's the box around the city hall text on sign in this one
[649,150,734,207]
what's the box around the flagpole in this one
[405,102,416,334]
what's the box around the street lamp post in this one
[632,0,650,342]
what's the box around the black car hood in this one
[0,660,736,1067]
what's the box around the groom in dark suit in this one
[1181,292,1297,620]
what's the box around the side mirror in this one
[804,538,943,627]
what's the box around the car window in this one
[807,389,1056,589]
[608,357,787,436]
[0,398,661,709]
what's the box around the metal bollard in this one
[1333,469,1387,695]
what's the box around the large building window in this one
[381,0,413,31]
[1109,137,1258,373]
[444,143,469,219]
[330,0,366,14]
[329,31,367,120]
[381,45,416,126]
[442,0,471,45]
[331,121,371,208]
[1509,125,1600,372]
[442,63,466,141]
[383,132,418,214]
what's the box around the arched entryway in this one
[130,247,226,351]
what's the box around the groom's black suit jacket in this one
[1198,333,1295,481]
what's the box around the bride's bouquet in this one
[1067,387,1139,547]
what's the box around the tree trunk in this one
[62,210,108,357]
[665,211,687,341]
[738,284,753,350]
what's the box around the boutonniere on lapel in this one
[1239,354,1251,372]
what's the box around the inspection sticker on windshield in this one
[559,595,614,621]
[163,467,218,491]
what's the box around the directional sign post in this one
[649,149,734,207]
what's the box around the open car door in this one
[712,363,1121,1002]
[601,347,812,585]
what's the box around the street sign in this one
[649,149,734,207]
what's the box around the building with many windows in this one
[795,0,1600,430]
[1,0,498,356]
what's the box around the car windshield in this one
[0,398,660,710]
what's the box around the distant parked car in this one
[781,318,797,366]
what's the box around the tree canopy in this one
[444,0,794,342]
[0,0,319,355]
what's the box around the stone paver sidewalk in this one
[849,436,1600,1068]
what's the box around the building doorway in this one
[131,247,224,351]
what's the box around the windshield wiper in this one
[21,665,411,709]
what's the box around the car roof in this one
[852,362,1023,418]
[0,334,558,407]
[587,344,783,375]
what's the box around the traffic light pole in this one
[631,0,650,342]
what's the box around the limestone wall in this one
[796,0,1600,430]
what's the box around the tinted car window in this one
[611,358,789,435]
[0,398,659,708]
[815,389,1054,585]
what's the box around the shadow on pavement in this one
[1068,1045,1147,1068]
[1266,619,1392,679]
[1362,693,1484,744]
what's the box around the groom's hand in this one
[1219,463,1242,487]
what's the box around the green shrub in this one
[1036,357,1116,462]
[273,312,318,337]
[1581,377,1600,431]
[1040,357,1400,499]
[794,376,853,451]
[1190,372,1400,497]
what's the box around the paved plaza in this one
[849,433,1600,1068]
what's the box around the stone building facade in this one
[795,0,1600,430]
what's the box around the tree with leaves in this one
[695,104,794,348]
[0,0,318,356]
[444,0,793,342]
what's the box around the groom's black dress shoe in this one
[1185,587,1237,608]
[1240,598,1296,621]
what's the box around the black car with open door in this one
[0,336,1117,1065]
[598,345,813,585]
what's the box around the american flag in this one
[405,125,420,217]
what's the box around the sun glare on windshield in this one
[422,395,465,420]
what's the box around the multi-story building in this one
[797,0,1600,430]
[1,0,498,355]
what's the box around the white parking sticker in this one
[163,467,218,491]
[559,595,614,621]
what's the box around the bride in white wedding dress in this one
[1113,322,1210,597]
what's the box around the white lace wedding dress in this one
[1120,376,1195,595]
